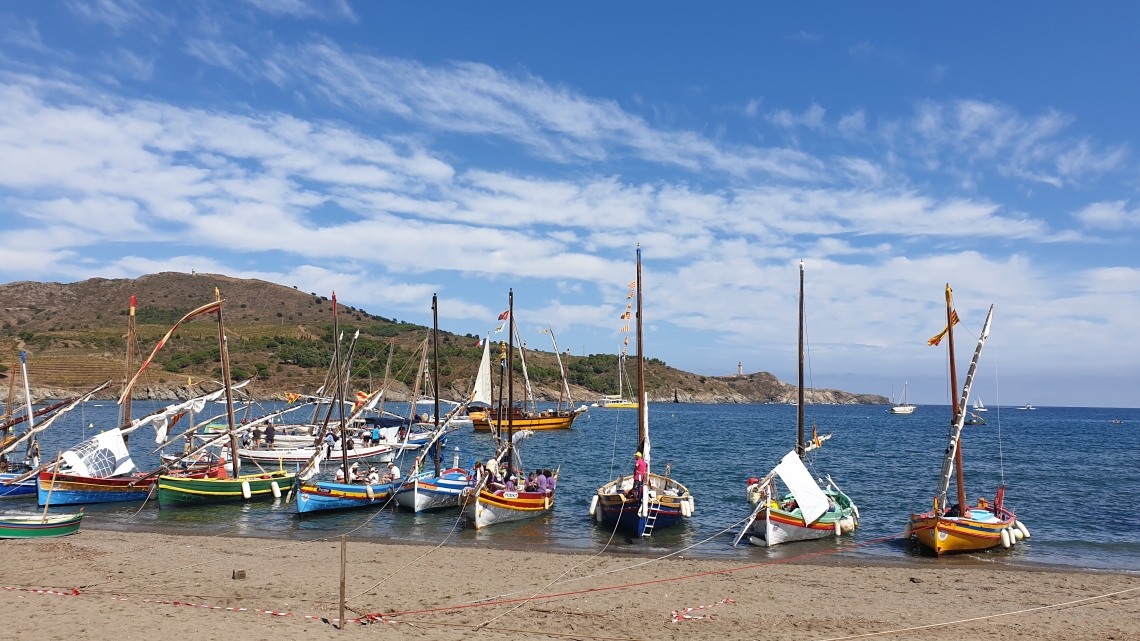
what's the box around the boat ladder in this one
[641,501,661,537]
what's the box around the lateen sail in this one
[471,335,492,405]
[62,427,135,478]
[773,450,830,526]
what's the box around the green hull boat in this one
[157,470,294,507]
[0,512,84,538]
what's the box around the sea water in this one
[6,400,1138,572]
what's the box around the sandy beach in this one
[1,528,1136,641]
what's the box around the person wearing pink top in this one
[633,451,647,498]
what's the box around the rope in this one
[813,585,1140,641]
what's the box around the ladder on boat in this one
[641,501,661,537]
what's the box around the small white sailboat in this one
[973,396,988,412]
[1018,404,1036,411]
[889,381,916,415]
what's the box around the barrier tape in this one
[3,585,80,596]
[671,597,736,623]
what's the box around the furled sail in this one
[62,427,134,478]
[774,450,830,526]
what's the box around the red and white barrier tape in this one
[3,585,80,597]
[670,597,736,622]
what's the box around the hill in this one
[0,272,887,405]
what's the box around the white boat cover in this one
[774,450,829,526]
[471,337,492,405]
[62,427,135,478]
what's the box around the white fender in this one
[1012,526,1024,540]
[1007,527,1017,546]
[270,481,281,498]
[1000,528,1011,548]
[1015,520,1030,539]
[366,484,375,500]
[852,503,860,520]
[241,480,252,500]
[833,519,842,536]
[903,522,912,537]
[594,500,604,522]
[589,494,599,517]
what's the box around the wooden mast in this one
[494,340,506,453]
[506,289,515,482]
[635,246,647,467]
[377,339,394,416]
[945,284,968,514]
[214,289,240,477]
[432,294,441,478]
[797,260,805,460]
[332,292,349,482]
[121,296,136,437]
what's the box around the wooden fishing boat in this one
[157,470,293,506]
[0,512,83,538]
[735,261,858,548]
[295,478,400,513]
[462,289,559,530]
[37,465,224,506]
[592,247,694,537]
[0,473,36,500]
[464,481,557,530]
[472,410,579,431]
[907,285,1029,555]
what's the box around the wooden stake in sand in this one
[339,534,346,630]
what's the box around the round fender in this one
[270,481,281,498]
[241,480,252,500]
[589,494,599,517]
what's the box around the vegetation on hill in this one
[0,272,887,404]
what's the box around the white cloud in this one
[66,0,171,34]
[1073,200,1140,230]
[769,103,826,130]
[837,109,866,137]
[241,0,356,21]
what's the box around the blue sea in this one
[5,399,1138,573]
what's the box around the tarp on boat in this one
[62,427,134,478]
[774,450,829,526]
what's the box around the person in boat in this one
[505,475,517,491]
[536,469,548,492]
[265,423,275,449]
[346,435,355,451]
[324,432,335,456]
[350,462,361,483]
[524,472,538,492]
[544,469,555,490]
[633,452,647,498]
[469,460,484,487]
[746,477,763,504]
[362,429,372,447]
[335,466,346,482]
[251,425,262,450]
[367,466,380,485]
[382,461,401,484]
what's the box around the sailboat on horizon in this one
[889,381,916,415]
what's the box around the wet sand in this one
[1,529,1137,640]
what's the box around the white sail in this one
[471,336,492,405]
[774,450,829,526]
[62,427,134,478]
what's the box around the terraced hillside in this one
[0,272,887,405]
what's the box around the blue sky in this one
[1,1,1138,406]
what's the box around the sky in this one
[1,1,1138,406]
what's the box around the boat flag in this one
[285,392,302,404]
[538,328,550,333]
[620,311,631,320]
[621,324,629,332]
[494,324,505,333]
[118,298,224,404]
[927,310,961,346]
[497,310,510,320]
[627,292,634,299]
[353,390,369,411]
[476,337,484,347]
[628,280,636,289]
[624,336,629,345]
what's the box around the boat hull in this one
[0,473,37,500]
[0,513,83,538]
[238,443,392,464]
[889,405,916,414]
[295,480,397,514]
[37,471,153,506]
[594,473,692,537]
[749,494,858,547]
[393,469,470,512]
[472,412,580,431]
[463,487,554,530]
[909,507,1014,555]
[157,471,294,507]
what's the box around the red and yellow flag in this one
[285,392,302,404]
[620,311,631,320]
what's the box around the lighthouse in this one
[738,361,743,376]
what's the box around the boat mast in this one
[943,285,968,513]
[548,325,570,413]
[20,352,36,466]
[797,260,805,460]
[936,303,994,511]
[214,289,240,477]
[121,295,136,436]
[331,293,350,481]
[494,340,506,452]
[636,246,647,468]
[377,339,394,416]
[432,294,441,478]
[506,289,515,482]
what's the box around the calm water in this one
[6,399,1139,572]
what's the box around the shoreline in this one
[2,528,1137,640]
